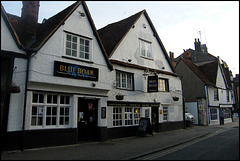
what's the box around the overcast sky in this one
[2,1,239,76]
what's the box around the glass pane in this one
[46,117,51,125]
[66,49,71,55]
[47,107,51,115]
[52,117,56,125]
[65,108,69,115]
[66,41,71,48]
[60,108,64,115]
[47,95,52,103]
[53,95,57,104]
[72,50,77,57]
[60,117,64,125]
[65,96,69,104]
[67,35,71,41]
[60,96,64,104]
[73,36,77,42]
[72,43,77,49]
[80,52,84,58]
[85,40,89,46]
[31,117,37,126]
[39,94,44,103]
[65,117,69,125]
[80,38,84,45]
[85,46,89,52]
[37,117,43,125]
[80,45,84,51]
[85,53,89,60]
[32,106,37,115]
[52,107,57,115]
[32,94,38,103]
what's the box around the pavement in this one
[1,118,239,160]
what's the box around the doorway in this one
[151,107,159,132]
[78,98,98,141]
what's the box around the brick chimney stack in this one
[20,1,40,47]
[194,38,202,53]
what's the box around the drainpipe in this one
[205,85,209,125]
[21,50,32,151]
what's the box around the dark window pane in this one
[39,94,44,103]
[47,95,52,103]
[60,96,64,104]
[60,108,64,115]
[53,95,57,104]
[32,94,38,103]
[66,96,69,104]
[32,106,37,115]
[52,107,57,115]
[46,117,51,125]
[47,107,51,115]
[52,117,56,125]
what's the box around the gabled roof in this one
[4,1,113,70]
[180,58,219,86]
[97,9,175,72]
[1,3,23,49]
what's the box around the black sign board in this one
[136,117,153,136]
[107,101,160,107]
[148,76,158,92]
[54,61,99,81]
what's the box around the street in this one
[135,127,239,160]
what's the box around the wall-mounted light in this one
[78,11,85,17]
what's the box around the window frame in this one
[116,70,134,91]
[31,93,71,129]
[64,32,93,62]
[139,38,153,59]
[214,88,219,101]
[112,107,141,127]
[210,108,218,120]
[163,106,168,121]
[158,78,169,92]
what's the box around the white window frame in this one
[139,39,153,59]
[210,108,218,120]
[113,107,141,127]
[65,33,92,61]
[31,93,71,129]
[116,71,133,90]
[214,88,219,101]
[163,106,168,121]
[158,78,169,92]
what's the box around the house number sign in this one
[54,61,99,81]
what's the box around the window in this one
[226,90,230,102]
[210,108,218,120]
[31,93,70,128]
[158,78,169,92]
[113,107,141,127]
[163,106,168,121]
[224,109,231,118]
[139,39,152,59]
[65,33,91,61]
[116,71,133,90]
[214,88,219,101]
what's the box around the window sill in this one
[140,55,154,61]
[62,55,93,64]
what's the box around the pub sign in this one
[147,76,158,92]
[54,61,99,81]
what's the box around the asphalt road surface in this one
[136,127,239,160]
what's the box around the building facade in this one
[1,1,184,151]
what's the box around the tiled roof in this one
[98,10,144,57]
[97,9,175,73]
[181,58,218,86]
[3,1,113,70]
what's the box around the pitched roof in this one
[97,9,175,72]
[3,1,113,70]
[181,58,219,86]
[98,10,143,57]
[1,3,22,49]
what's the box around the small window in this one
[116,71,134,90]
[158,78,169,92]
[214,88,219,101]
[210,108,218,120]
[139,39,152,59]
[65,33,91,61]
[163,106,168,121]
[226,90,229,102]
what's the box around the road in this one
[135,127,239,160]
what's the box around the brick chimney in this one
[194,38,202,53]
[20,1,40,47]
[169,52,176,68]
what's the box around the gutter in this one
[21,50,33,151]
